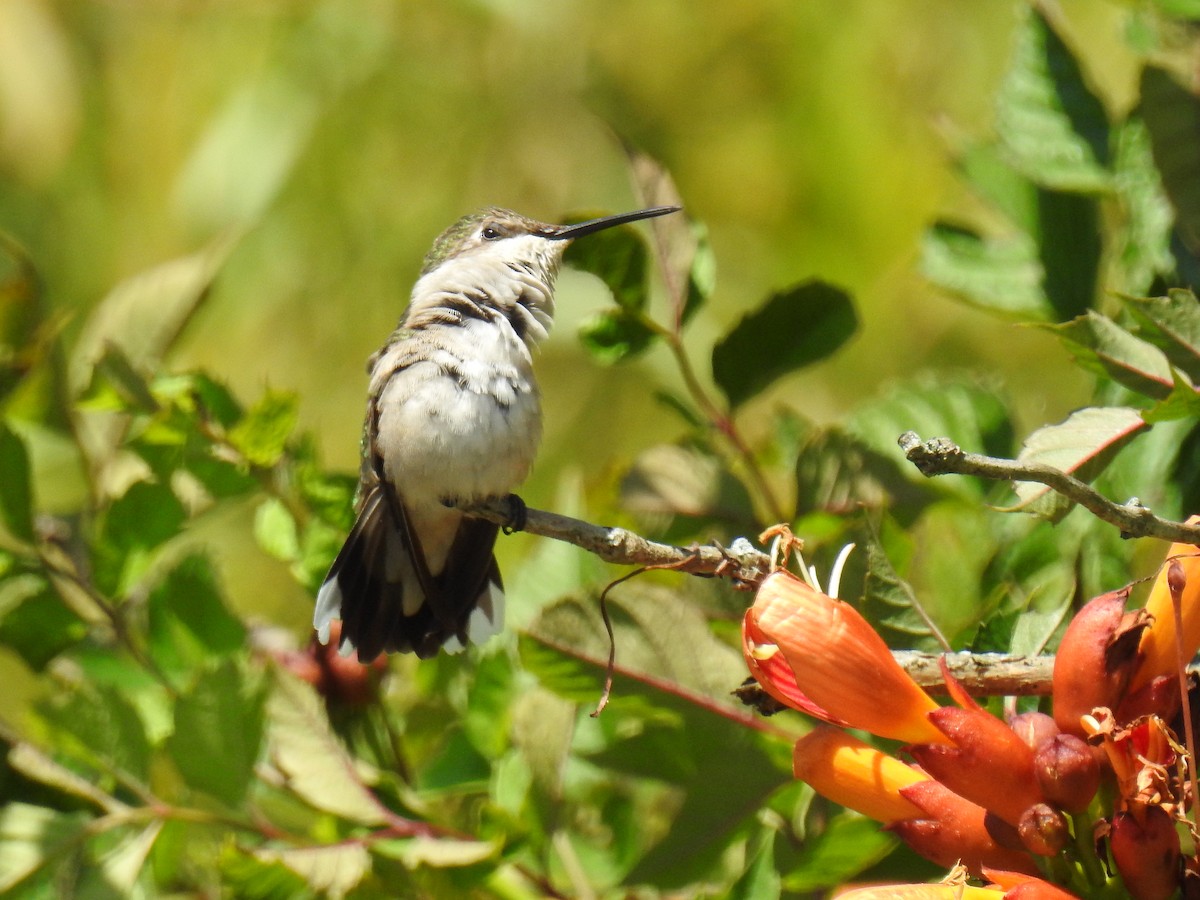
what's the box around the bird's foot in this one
[501,494,527,535]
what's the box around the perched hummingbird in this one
[314,204,680,661]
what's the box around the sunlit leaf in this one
[6,741,123,813]
[254,497,301,562]
[94,822,162,894]
[168,660,265,807]
[1012,406,1147,506]
[93,480,186,594]
[727,829,780,900]
[1042,311,1175,398]
[46,681,152,780]
[919,221,1049,319]
[228,390,298,468]
[994,8,1110,192]
[712,280,857,409]
[793,425,933,517]
[0,803,90,894]
[266,670,387,824]
[253,843,369,898]
[1112,117,1177,295]
[373,836,498,868]
[1144,370,1200,423]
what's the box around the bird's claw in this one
[502,494,527,535]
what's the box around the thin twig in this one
[898,432,1200,545]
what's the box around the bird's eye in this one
[481,225,502,240]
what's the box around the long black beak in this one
[545,205,680,240]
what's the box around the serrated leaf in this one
[995,8,1110,192]
[228,390,298,468]
[46,681,152,780]
[1124,289,1200,380]
[919,221,1050,319]
[1012,406,1147,506]
[1043,311,1176,398]
[1140,65,1200,251]
[847,374,1014,500]
[858,534,937,646]
[0,421,33,543]
[562,212,650,311]
[253,843,368,899]
[712,280,857,409]
[578,308,658,363]
[266,670,387,824]
[168,660,265,807]
[0,803,90,893]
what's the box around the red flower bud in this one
[1017,802,1068,856]
[908,707,1044,827]
[1116,675,1181,725]
[1052,589,1145,737]
[1109,807,1181,900]
[892,780,1039,876]
[1008,711,1059,753]
[1033,734,1100,814]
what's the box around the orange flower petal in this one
[750,570,945,743]
[835,885,1002,899]
[792,727,926,824]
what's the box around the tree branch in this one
[461,498,772,586]
[463,498,1060,696]
[898,431,1200,545]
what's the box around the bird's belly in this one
[375,364,542,506]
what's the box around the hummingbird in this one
[314,204,680,661]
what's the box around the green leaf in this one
[847,374,1014,500]
[858,530,938,647]
[782,813,897,893]
[562,212,650,311]
[168,659,265,807]
[228,390,298,468]
[0,582,86,670]
[91,822,162,895]
[1042,311,1176,398]
[1124,289,1200,381]
[254,497,301,562]
[45,681,153,780]
[793,425,933,518]
[578,308,658,363]
[221,847,311,900]
[147,554,245,676]
[0,803,90,894]
[0,421,33,542]
[919,221,1050,319]
[1112,117,1177,295]
[1140,65,1200,252]
[727,829,780,900]
[93,480,187,595]
[266,670,387,824]
[1144,370,1200,423]
[994,8,1110,192]
[463,649,514,759]
[373,836,498,869]
[711,280,857,409]
[1012,406,1147,507]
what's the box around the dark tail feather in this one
[314,486,506,661]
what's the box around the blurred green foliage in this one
[3,0,1200,896]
